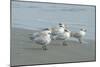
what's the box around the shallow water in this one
[11,1,95,40]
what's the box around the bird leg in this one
[78,38,82,44]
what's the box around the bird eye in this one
[59,26,63,27]
[64,29,68,32]
[59,23,62,25]
[64,30,66,31]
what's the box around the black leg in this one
[78,38,82,44]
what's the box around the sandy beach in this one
[10,28,96,66]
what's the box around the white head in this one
[80,28,87,32]
[59,23,65,28]
[79,28,87,36]
[42,28,52,35]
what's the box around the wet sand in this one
[10,28,96,66]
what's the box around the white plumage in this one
[55,29,71,40]
[71,28,87,44]
[50,23,66,40]
[29,28,51,50]
[55,29,71,46]
[28,23,87,50]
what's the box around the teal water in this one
[11,1,95,40]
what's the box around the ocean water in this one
[11,1,95,40]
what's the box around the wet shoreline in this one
[10,27,96,66]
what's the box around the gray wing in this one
[71,32,81,38]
